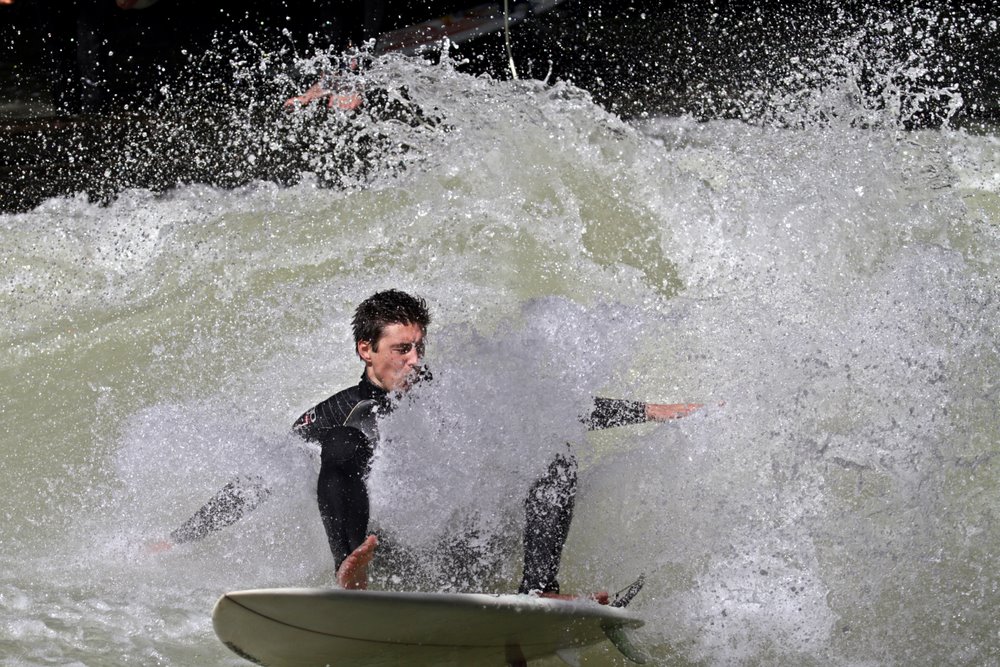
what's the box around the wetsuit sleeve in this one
[165,406,333,545]
[165,393,368,547]
[169,476,271,544]
[586,397,648,430]
[314,425,375,568]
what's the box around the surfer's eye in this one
[393,342,424,356]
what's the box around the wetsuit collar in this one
[359,371,389,401]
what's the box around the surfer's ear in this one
[358,339,373,363]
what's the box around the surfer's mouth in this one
[403,365,433,389]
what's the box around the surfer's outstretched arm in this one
[159,475,272,547]
[586,397,704,430]
[148,476,270,552]
[284,54,368,112]
[644,402,704,421]
[283,79,364,111]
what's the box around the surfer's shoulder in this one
[292,384,366,433]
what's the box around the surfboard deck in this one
[213,588,644,666]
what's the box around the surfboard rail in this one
[213,587,645,666]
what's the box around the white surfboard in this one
[212,588,645,666]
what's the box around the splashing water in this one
[2,9,999,667]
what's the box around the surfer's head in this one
[353,290,431,391]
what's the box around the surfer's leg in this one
[316,428,373,568]
[519,448,577,594]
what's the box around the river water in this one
[2,26,999,667]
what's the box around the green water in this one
[2,45,999,667]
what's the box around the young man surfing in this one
[163,289,704,595]
[292,289,702,592]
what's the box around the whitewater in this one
[2,28,998,667]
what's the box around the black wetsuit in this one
[291,372,389,571]
[171,372,648,594]
[292,372,648,594]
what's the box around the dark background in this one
[1,0,997,212]
[2,0,997,121]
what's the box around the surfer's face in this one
[358,322,426,392]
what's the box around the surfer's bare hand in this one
[145,539,174,554]
[337,535,378,590]
[645,402,704,421]
[284,82,330,108]
[284,82,363,111]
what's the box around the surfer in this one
[283,0,386,111]
[294,289,703,593]
[159,289,705,596]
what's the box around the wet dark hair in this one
[352,289,431,351]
